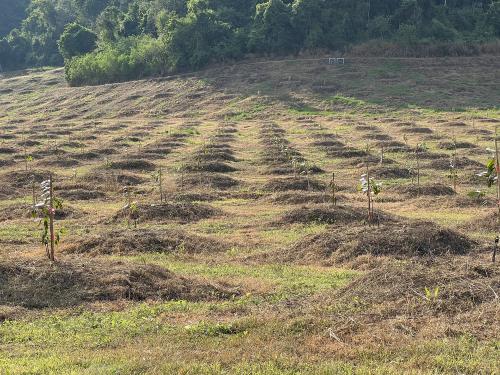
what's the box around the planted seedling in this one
[448,138,458,192]
[25,155,33,171]
[177,164,185,192]
[300,161,311,191]
[360,166,382,224]
[424,287,440,303]
[291,156,299,178]
[152,167,165,202]
[329,172,337,206]
[412,143,426,191]
[123,186,138,228]
[32,174,64,261]
[477,128,500,262]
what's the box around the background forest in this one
[1,0,499,85]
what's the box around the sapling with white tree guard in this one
[448,138,458,192]
[32,174,64,261]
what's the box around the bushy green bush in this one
[65,35,166,86]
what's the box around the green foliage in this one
[1,0,499,80]
[58,22,97,59]
[65,35,166,85]
[477,158,497,187]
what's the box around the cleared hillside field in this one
[0,57,499,374]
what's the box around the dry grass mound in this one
[279,205,366,225]
[183,162,237,173]
[389,183,456,197]
[427,156,482,170]
[181,174,239,190]
[264,177,326,192]
[108,159,156,171]
[322,257,499,342]
[0,170,55,189]
[0,203,84,222]
[83,171,145,186]
[283,221,475,263]
[0,258,236,310]
[462,212,498,232]
[65,228,227,255]
[57,189,106,200]
[372,166,411,179]
[268,192,332,205]
[112,202,220,223]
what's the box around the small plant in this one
[467,189,486,204]
[477,129,500,262]
[300,161,311,191]
[32,174,64,261]
[424,287,440,302]
[448,138,458,192]
[412,143,426,190]
[25,155,34,171]
[329,172,337,206]
[379,146,384,165]
[360,166,382,223]
[177,164,185,192]
[291,156,299,178]
[122,186,138,228]
[152,167,165,202]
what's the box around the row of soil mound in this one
[0,258,236,312]
[278,219,476,264]
[177,124,241,191]
[65,228,228,255]
[260,122,323,175]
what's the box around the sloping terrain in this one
[0,57,499,374]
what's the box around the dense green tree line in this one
[1,0,499,84]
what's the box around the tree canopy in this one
[1,0,498,83]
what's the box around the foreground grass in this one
[1,320,498,375]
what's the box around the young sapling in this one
[33,174,64,261]
[360,166,382,224]
[329,172,337,206]
[153,167,165,202]
[448,138,458,192]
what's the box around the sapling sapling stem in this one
[330,172,337,206]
